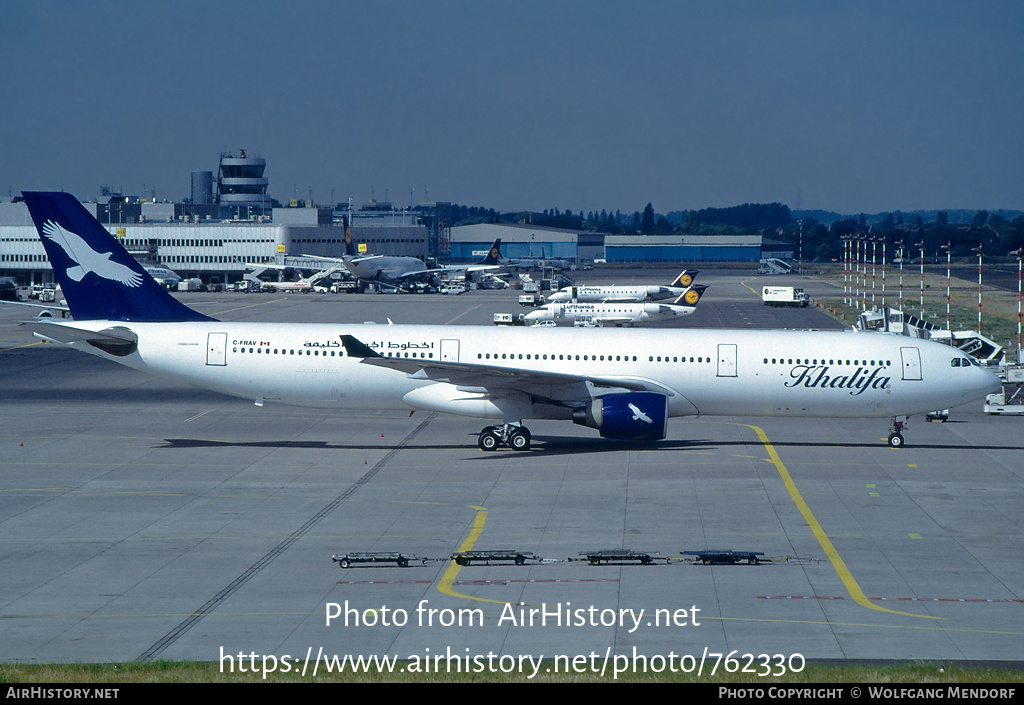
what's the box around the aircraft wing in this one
[300,254,346,264]
[347,254,385,265]
[244,263,288,272]
[592,317,636,326]
[339,334,680,405]
[2,299,72,317]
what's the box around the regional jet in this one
[545,270,699,303]
[523,286,708,327]
[20,192,999,452]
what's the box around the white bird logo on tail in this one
[42,220,143,287]
[629,403,653,424]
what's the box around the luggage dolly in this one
[580,549,657,566]
[332,552,419,569]
[681,550,765,566]
[450,550,535,566]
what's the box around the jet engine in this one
[572,392,668,440]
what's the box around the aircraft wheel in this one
[509,427,531,451]
[479,430,501,451]
[887,433,904,449]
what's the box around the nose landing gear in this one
[888,416,907,448]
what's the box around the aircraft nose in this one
[979,366,1002,396]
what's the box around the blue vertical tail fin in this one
[343,215,357,257]
[673,284,707,307]
[22,191,214,322]
[671,269,699,288]
[480,239,502,265]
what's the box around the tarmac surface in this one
[1,269,1022,673]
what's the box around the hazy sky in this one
[2,1,1022,215]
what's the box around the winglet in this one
[339,334,381,358]
[21,192,214,323]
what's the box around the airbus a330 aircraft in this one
[21,192,999,451]
[545,269,699,303]
[523,286,707,327]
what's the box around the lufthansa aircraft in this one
[523,286,708,327]
[545,269,699,303]
[21,192,999,451]
[486,239,568,271]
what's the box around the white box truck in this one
[762,286,809,307]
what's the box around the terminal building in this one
[0,198,432,287]
[448,223,765,264]
[1,151,774,286]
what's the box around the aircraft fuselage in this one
[56,321,995,423]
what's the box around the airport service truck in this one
[762,286,809,307]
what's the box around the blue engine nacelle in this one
[572,392,669,440]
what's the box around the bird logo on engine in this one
[629,403,653,424]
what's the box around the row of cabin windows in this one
[764,358,892,366]
[233,347,434,359]
[234,347,343,356]
[474,353,714,363]
[479,353,641,362]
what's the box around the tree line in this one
[447,201,1024,261]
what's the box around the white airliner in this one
[523,286,707,327]
[143,265,183,290]
[545,270,699,303]
[20,192,999,452]
[478,239,569,271]
[306,224,501,290]
[245,263,350,293]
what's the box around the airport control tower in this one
[216,150,270,218]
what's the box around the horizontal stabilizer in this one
[24,320,138,356]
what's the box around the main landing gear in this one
[887,416,907,448]
[478,424,532,452]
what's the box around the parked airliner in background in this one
[244,263,349,293]
[488,240,568,271]
[545,270,699,303]
[524,286,708,327]
[316,221,501,290]
[144,265,183,289]
[20,192,999,451]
